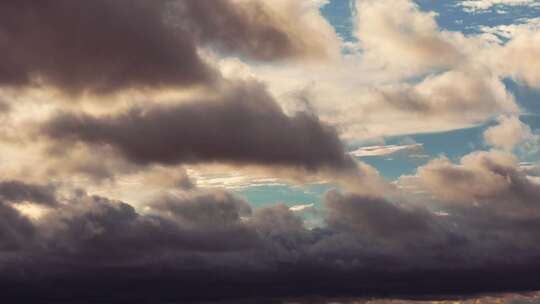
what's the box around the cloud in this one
[401,151,540,217]
[478,17,540,42]
[0,0,217,95]
[43,81,356,173]
[324,190,438,239]
[460,0,540,12]
[289,203,315,212]
[150,190,252,227]
[37,188,259,256]
[0,159,539,302]
[249,0,518,140]
[484,115,539,152]
[498,29,540,88]
[349,143,423,157]
[368,68,518,130]
[0,0,332,96]
[0,180,57,206]
[0,201,35,251]
[2,1,540,302]
[174,0,338,62]
[0,163,538,302]
[354,0,463,74]
[0,99,10,114]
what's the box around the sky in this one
[1,0,540,303]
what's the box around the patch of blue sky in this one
[503,79,540,161]
[235,183,336,227]
[518,114,540,162]
[358,113,540,180]
[398,125,489,161]
[320,0,357,43]
[505,78,540,115]
[235,183,336,209]
[353,124,488,180]
[358,154,429,181]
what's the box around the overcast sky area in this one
[1,0,540,303]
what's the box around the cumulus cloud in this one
[368,68,517,130]
[484,115,539,152]
[498,30,540,87]
[401,151,540,217]
[354,0,463,74]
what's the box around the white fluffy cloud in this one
[500,30,540,87]
[484,115,538,150]
[483,115,540,160]
[354,0,463,75]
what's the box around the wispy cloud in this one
[349,143,424,157]
[460,0,540,12]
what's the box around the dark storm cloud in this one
[0,201,35,251]
[3,153,540,303]
[325,190,434,237]
[0,180,57,206]
[152,191,252,225]
[38,190,258,256]
[0,0,217,95]
[43,81,355,172]
[174,0,329,61]
[0,0,324,95]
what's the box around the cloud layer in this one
[2,152,540,302]
[0,0,540,302]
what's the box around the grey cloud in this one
[376,70,514,118]
[0,0,217,95]
[325,190,433,238]
[174,0,329,62]
[0,180,57,206]
[152,190,252,225]
[1,167,540,302]
[1,151,539,303]
[43,81,355,172]
[39,189,258,258]
[413,151,540,217]
[0,0,325,95]
[0,201,35,251]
